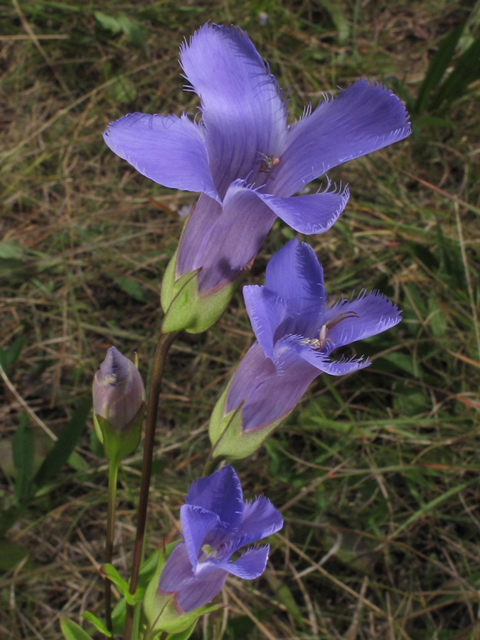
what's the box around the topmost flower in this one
[104,24,410,323]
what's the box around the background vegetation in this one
[1,0,479,638]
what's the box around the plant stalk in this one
[124,330,178,640]
[203,456,221,477]
[105,456,119,632]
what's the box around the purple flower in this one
[103,24,411,295]
[93,346,145,432]
[157,465,283,613]
[217,239,401,439]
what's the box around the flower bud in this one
[92,347,145,460]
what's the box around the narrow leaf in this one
[0,334,26,368]
[33,400,90,488]
[0,541,31,571]
[13,413,34,503]
[94,12,147,49]
[111,599,126,635]
[430,36,480,112]
[317,0,350,44]
[94,11,123,34]
[0,242,24,260]
[415,24,464,113]
[82,612,112,637]
[101,564,136,605]
[60,619,95,640]
[114,276,146,302]
[166,623,197,640]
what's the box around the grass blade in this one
[430,35,480,112]
[12,413,34,504]
[33,400,90,488]
[415,23,464,113]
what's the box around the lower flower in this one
[144,466,283,633]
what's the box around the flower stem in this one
[124,330,178,640]
[203,456,221,477]
[105,456,119,633]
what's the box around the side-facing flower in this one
[92,346,145,460]
[144,465,283,634]
[103,23,411,333]
[209,239,402,459]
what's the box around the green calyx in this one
[208,381,289,460]
[143,542,222,635]
[93,402,144,462]
[161,249,239,335]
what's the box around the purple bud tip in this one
[93,346,145,431]
[99,346,131,387]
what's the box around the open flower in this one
[103,24,411,328]
[209,239,401,458]
[157,465,282,613]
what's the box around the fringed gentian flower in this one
[144,466,283,633]
[103,24,411,332]
[92,346,145,459]
[209,239,402,459]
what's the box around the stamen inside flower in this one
[199,544,218,562]
[301,311,359,350]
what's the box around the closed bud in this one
[92,346,145,461]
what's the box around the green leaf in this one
[68,451,89,472]
[101,564,136,605]
[60,619,95,640]
[0,506,24,538]
[415,24,464,113]
[264,571,304,629]
[376,353,418,378]
[31,277,55,296]
[0,242,24,260]
[108,76,137,105]
[224,616,256,640]
[0,334,26,369]
[0,541,31,571]
[33,400,90,488]
[94,12,147,49]
[94,11,124,33]
[166,623,197,640]
[111,598,126,635]
[430,35,480,112]
[139,549,160,585]
[393,389,430,417]
[317,0,349,44]
[413,114,455,129]
[113,276,146,302]
[405,283,428,318]
[90,426,105,458]
[82,611,112,637]
[427,295,447,338]
[13,413,34,503]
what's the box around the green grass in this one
[1,0,480,638]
